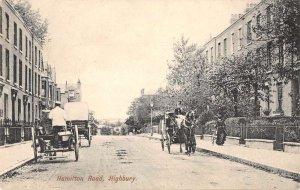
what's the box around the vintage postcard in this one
[0,0,299,189]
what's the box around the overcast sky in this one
[27,0,259,120]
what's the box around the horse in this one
[180,110,197,155]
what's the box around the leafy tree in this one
[10,0,49,44]
[207,48,272,118]
[252,0,300,82]
[167,36,212,113]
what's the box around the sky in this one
[27,0,259,121]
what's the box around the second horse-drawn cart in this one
[64,102,91,147]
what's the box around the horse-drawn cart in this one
[32,110,80,162]
[161,112,182,154]
[64,102,91,147]
[161,110,197,155]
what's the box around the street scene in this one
[1,136,300,190]
[0,0,300,189]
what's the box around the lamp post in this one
[150,102,153,136]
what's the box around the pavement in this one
[0,141,34,177]
[1,136,299,190]
[139,133,300,180]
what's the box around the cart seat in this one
[58,131,72,136]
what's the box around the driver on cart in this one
[174,101,186,130]
[49,101,67,146]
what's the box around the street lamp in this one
[150,101,153,136]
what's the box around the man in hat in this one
[49,101,67,146]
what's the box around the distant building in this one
[59,79,81,108]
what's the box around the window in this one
[19,29,22,51]
[247,20,252,44]
[231,33,235,53]
[5,49,9,80]
[278,40,284,64]
[29,68,31,92]
[38,75,40,96]
[34,72,37,94]
[38,50,40,68]
[210,47,214,62]
[256,14,261,38]
[34,46,37,66]
[267,6,272,26]
[267,42,272,66]
[29,41,31,62]
[5,13,9,39]
[41,54,44,70]
[25,65,27,90]
[277,82,283,112]
[13,55,17,84]
[238,28,242,49]
[205,50,208,61]
[0,45,2,77]
[42,80,46,97]
[218,42,221,58]
[223,38,227,56]
[25,36,28,58]
[13,22,17,47]
[69,90,75,97]
[19,60,22,86]
[0,7,2,34]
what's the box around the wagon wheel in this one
[31,127,38,163]
[74,125,79,161]
[88,128,92,147]
[161,133,164,151]
[166,133,171,154]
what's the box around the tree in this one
[167,36,212,113]
[252,0,300,81]
[207,50,271,118]
[10,0,49,44]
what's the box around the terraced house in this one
[202,1,300,117]
[0,0,60,124]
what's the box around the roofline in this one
[201,0,264,47]
[4,0,44,47]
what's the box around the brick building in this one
[0,0,59,122]
[59,79,81,108]
[202,1,300,116]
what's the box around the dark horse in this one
[180,110,197,155]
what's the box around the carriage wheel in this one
[88,128,92,147]
[74,125,79,161]
[161,133,164,151]
[31,128,38,163]
[166,133,171,154]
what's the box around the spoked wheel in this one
[161,133,165,151]
[31,128,38,163]
[88,128,92,147]
[74,125,79,161]
[166,133,171,154]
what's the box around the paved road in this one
[1,136,299,190]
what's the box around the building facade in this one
[202,1,300,116]
[59,79,81,108]
[0,0,59,123]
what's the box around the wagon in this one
[64,102,91,147]
[32,110,79,162]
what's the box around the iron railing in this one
[204,122,300,150]
[0,119,34,146]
